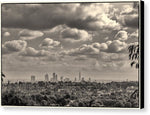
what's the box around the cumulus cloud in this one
[92,42,101,49]
[2,40,27,54]
[128,42,138,46]
[106,40,112,45]
[100,43,108,51]
[61,42,109,59]
[61,39,128,59]
[121,5,135,15]
[109,2,139,29]
[3,32,10,37]
[92,42,108,51]
[114,30,128,41]
[62,40,127,59]
[61,44,100,58]
[126,29,139,43]
[87,14,121,30]
[116,4,139,29]
[19,47,49,57]
[19,29,44,40]
[99,52,127,62]
[39,38,61,49]
[61,27,92,42]
[107,40,127,53]
[129,29,138,39]
[45,25,92,43]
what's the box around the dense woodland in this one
[2,81,139,107]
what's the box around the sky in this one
[1,2,139,82]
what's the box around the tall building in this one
[81,77,84,82]
[52,73,55,82]
[55,74,58,82]
[74,77,77,82]
[79,72,81,81]
[31,75,35,82]
[89,77,91,82]
[45,74,49,81]
[60,76,63,81]
[53,73,55,78]
[52,72,58,82]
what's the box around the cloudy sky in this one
[2,2,139,82]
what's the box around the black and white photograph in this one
[1,0,144,108]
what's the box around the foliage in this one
[2,81,139,107]
[128,44,139,68]
[1,72,6,82]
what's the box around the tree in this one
[1,72,6,82]
[128,44,139,68]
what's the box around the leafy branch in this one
[128,44,139,69]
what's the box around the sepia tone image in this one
[1,1,140,108]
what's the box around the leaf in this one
[2,72,5,77]
[128,45,134,53]
[131,61,135,67]
[135,54,137,59]
[132,54,135,60]
[129,54,132,59]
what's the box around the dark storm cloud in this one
[67,17,98,31]
[124,15,139,28]
[118,2,138,29]
[2,3,120,31]
[2,4,79,29]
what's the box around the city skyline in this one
[3,71,137,83]
[2,2,139,82]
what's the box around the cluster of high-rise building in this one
[30,72,92,82]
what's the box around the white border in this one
[0,0,144,112]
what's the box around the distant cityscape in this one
[31,72,92,83]
[3,72,132,84]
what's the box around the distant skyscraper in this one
[81,77,84,82]
[53,73,55,78]
[55,74,58,82]
[52,73,58,82]
[52,73,55,82]
[60,76,63,81]
[31,75,35,82]
[79,72,81,81]
[89,77,91,82]
[74,77,77,82]
[45,74,49,81]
